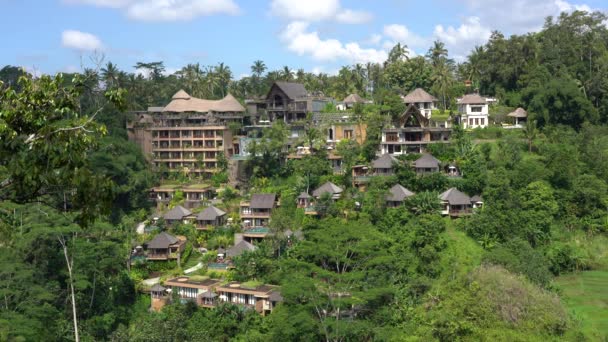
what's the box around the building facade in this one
[457,94,489,129]
[127,90,245,177]
[380,105,451,155]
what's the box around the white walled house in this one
[457,94,489,129]
[403,88,437,119]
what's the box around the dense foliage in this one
[0,10,607,342]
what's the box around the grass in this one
[555,270,608,340]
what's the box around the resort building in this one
[240,194,277,228]
[413,154,441,174]
[163,205,194,225]
[438,188,483,217]
[380,105,451,155]
[127,90,245,177]
[457,94,489,129]
[386,184,415,208]
[264,82,333,124]
[196,205,227,230]
[403,88,438,119]
[145,232,187,261]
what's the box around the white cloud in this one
[433,16,491,60]
[127,0,240,21]
[61,30,104,51]
[383,24,429,50]
[335,9,373,24]
[280,21,387,64]
[364,34,382,46]
[461,0,595,34]
[270,0,371,24]
[64,0,240,21]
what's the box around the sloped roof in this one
[507,107,528,118]
[147,232,179,249]
[226,240,257,258]
[164,205,192,221]
[414,154,441,169]
[343,93,366,104]
[273,82,308,100]
[250,194,276,209]
[470,195,483,203]
[312,181,343,197]
[458,94,486,105]
[150,284,166,292]
[439,188,471,205]
[297,192,311,199]
[386,184,415,202]
[200,291,217,299]
[399,104,430,128]
[197,206,226,221]
[373,154,398,169]
[268,291,284,302]
[403,88,437,103]
[163,90,245,113]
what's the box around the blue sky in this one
[1,0,606,77]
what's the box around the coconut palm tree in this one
[251,60,267,78]
[428,40,448,67]
[280,66,294,81]
[100,62,120,88]
[431,61,453,110]
[214,62,232,97]
[387,43,409,64]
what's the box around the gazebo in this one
[507,107,528,126]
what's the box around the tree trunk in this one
[59,236,79,342]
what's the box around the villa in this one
[457,94,489,129]
[403,88,438,119]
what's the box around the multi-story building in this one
[157,277,283,316]
[403,88,438,119]
[264,82,333,124]
[311,113,367,147]
[127,90,245,177]
[380,104,451,155]
[240,193,276,228]
[457,94,489,129]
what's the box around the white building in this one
[457,94,489,129]
[403,88,437,119]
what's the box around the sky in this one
[1,0,606,78]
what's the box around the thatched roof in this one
[250,194,276,209]
[272,82,308,100]
[372,154,398,169]
[197,206,226,221]
[343,93,366,104]
[439,188,471,205]
[164,205,192,221]
[226,240,257,258]
[297,192,311,199]
[470,195,483,203]
[269,291,284,302]
[507,107,528,118]
[150,284,166,292]
[414,154,441,169]
[403,88,437,103]
[163,90,245,113]
[458,94,486,105]
[312,182,343,198]
[386,184,415,202]
[147,232,179,249]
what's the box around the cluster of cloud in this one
[61,30,104,51]
[63,0,240,21]
[270,0,372,24]
[277,0,599,65]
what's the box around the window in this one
[469,119,474,126]
[344,129,354,139]
[475,118,479,125]
[471,106,482,112]
[248,296,256,305]
[385,132,398,142]
[480,118,485,125]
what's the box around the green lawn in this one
[556,270,608,340]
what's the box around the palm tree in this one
[251,60,267,78]
[387,43,409,64]
[214,62,232,97]
[203,66,219,98]
[428,40,448,67]
[177,63,203,95]
[100,62,120,88]
[352,63,366,95]
[523,120,538,152]
[281,66,294,81]
[432,61,453,111]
